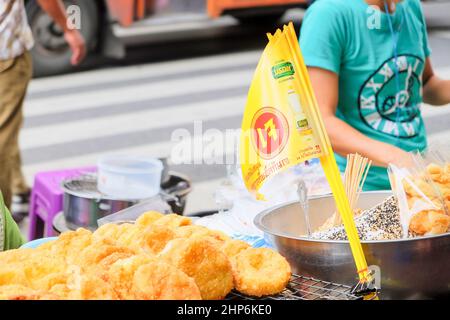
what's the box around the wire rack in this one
[226,274,362,300]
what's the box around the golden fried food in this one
[99,223,176,255]
[105,254,156,299]
[175,225,228,240]
[0,285,59,300]
[409,210,450,235]
[0,210,293,300]
[135,225,176,254]
[0,266,28,287]
[73,240,137,271]
[0,248,35,264]
[220,239,251,259]
[401,163,450,235]
[93,223,122,241]
[94,223,143,248]
[135,211,164,227]
[174,225,228,247]
[231,248,291,297]
[132,262,201,300]
[159,238,234,300]
[153,213,192,228]
[427,163,450,184]
[114,223,144,245]
[38,228,93,263]
[62,265,118,300]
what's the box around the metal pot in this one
[161,171,191,215]
[254,191,450,299]
[62,171,193,230]
[62,176,139,231]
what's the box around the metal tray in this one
[226,274,362,300]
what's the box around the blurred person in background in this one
[300,0,450,190]
[0,191,23,251]
[0,0,86,224]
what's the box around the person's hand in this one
[388,148,415,169]
[64,29,86,65]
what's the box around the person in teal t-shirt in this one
[300,0,450,190]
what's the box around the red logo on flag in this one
[251,107,289,159]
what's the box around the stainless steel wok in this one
[254,191,450,299]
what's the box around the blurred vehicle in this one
[26,0,308,77]
[208,0,308,22]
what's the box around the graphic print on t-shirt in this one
[358,54,424,138]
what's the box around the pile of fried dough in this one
[406,163,450,236]
[0,212,291,300]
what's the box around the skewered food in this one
[231,248,291,297]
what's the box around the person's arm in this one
[36,0,86,65]
[308,67,413,168]
[422,58,450,106]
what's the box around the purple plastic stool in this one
[28,166,96,241]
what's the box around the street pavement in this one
[20,5,450,217]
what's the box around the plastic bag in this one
[97,195,171,226]
[388,144,450,238]
[195,161,331,238]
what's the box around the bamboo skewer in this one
[327,154,372,228]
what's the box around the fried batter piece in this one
[409,210,450,235]
[53,265,118,300]
[132,262,201,300]
[72,240,137,271]
[174,225,228,248]
[93,223,122,241]
[159,238,234,300]
[104,254,156,299]
[220,239,251,259]
[175,225,228,240]
[0,285,60,300]
[135,211,164,227]
[404,163,450,235]
[0,212,293,300]
[231,248,291,297]
[38,228,94,263]
[152,214,192,229]
[135,225,176,254]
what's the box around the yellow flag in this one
[240,25,327,200]
[240,22,373,287]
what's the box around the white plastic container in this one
[97,156,163,200]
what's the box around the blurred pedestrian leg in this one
[0,52,32,214]
[11,146,29,195]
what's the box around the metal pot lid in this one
[63,174,152,202]
[62,175,103,199]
